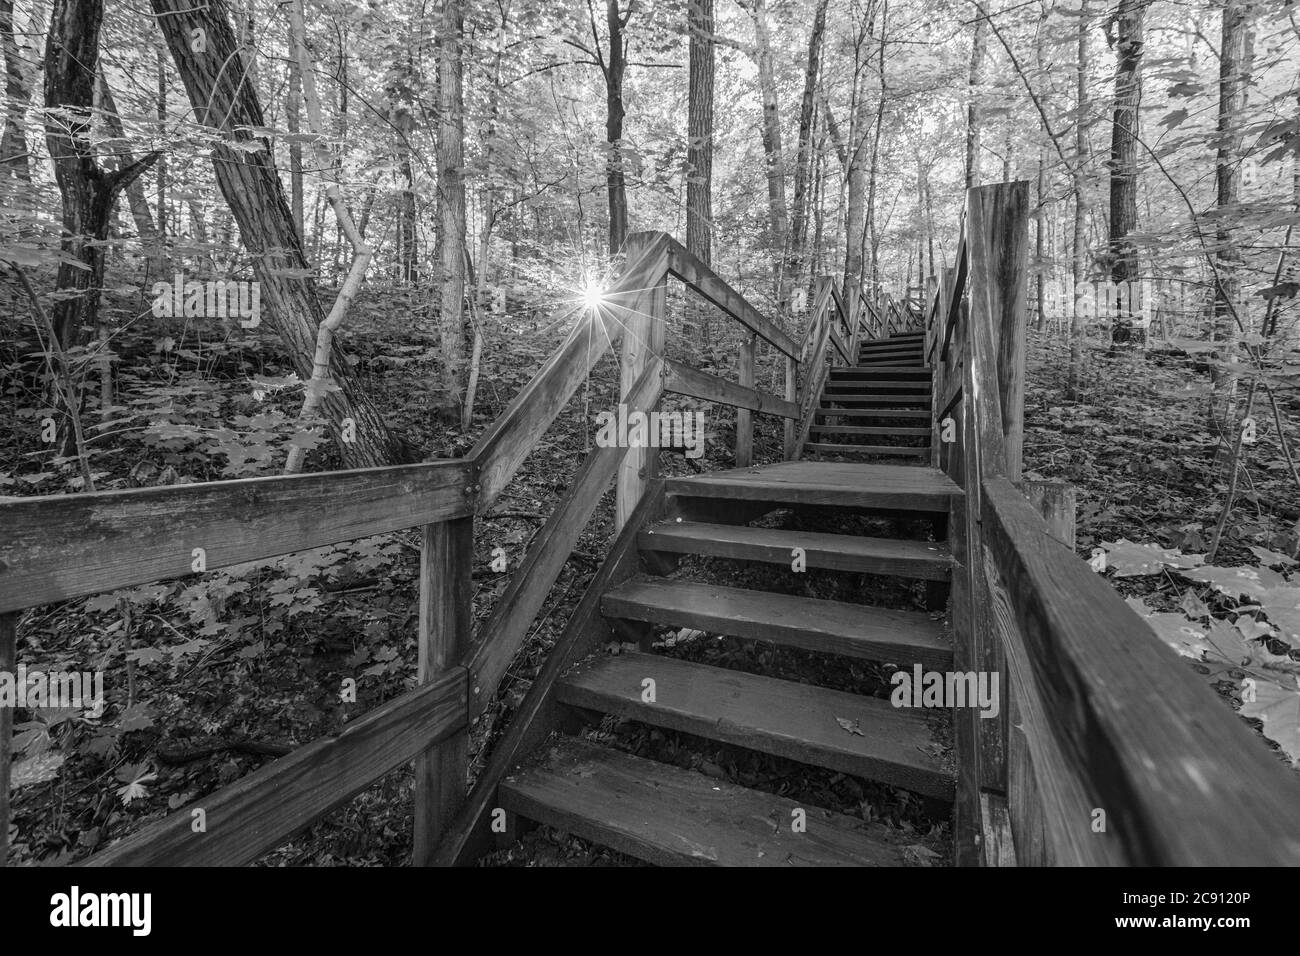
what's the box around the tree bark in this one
[149,0,405,467]
[686,0,714,266]
[45,0,159,348]
[286,31,305,246]
[603,0,630,254]
[789,0,828,291]
[965,15,985,189]
[0,0,41,189]
[1105,0,1144,287]
[745,0,789,307]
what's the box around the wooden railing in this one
[933,181,1300,866]
[0,229,813,868]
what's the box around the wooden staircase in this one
[497,460,961,866]
[809,331,932,460]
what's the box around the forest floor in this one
[3,280,1298,866]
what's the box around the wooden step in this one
[602,577,951,667]
[821,391,931,404]
[810,425,931,436]
[839,366,931,376]
[817,407,931,419]
[827,374,930,387]
[665,461,960,511]
[499,736,918,866]
[557,653,954,799]
[805,443,931,457]
[858,347,922,357]
[637,522,952,578]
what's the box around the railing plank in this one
[465,359,663,718]
[663,360,800,418]
[0,460,475,614]
[982,476,1300,865]
[616,233,668,530]
[472,233,670,510]
[665,238,798,358]
[83,668,467,867]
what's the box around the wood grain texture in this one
[615,234,667,532]
[559,653,954,799]
[84,668,466,866]
[666,461,961,511]
[500,736,917,866]
[0,460,474,614]
[982,475,1300,865]
[666,238,797,357]
[413,516,474,865]
[664,360,799,418]
[428,484,667,866]
[603,576,953,669]
[466,362,662,717]
[736,333,756,466]
[638,520,952,578]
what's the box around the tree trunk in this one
[286,33,305,246]
[1068,0,1090,395]
[437,0,467,421]
[45,0,159,348]
[149,0,405,467]
[965,15,985,189]
[0,0,41,189]
[789,0,828,292]
[686,0,714,266]
[1105,0,1144,288]
[1212,1,1255,424]
[746,0,788,306]
[604,0,629,254]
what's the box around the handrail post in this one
[616,233,666,531]
[783,352,797,459]
[736,332,756,467]
[413,513,474,865]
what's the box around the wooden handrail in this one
[0,460,475,614]
[665,237,798,358]
[981,476,1300,865]
[471,232,671,511]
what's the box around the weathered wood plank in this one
[472,232,670,510]
[982,181,1029,480]
[663,360,799,419]
[736,333,756,467]
[666,238,798,358]
[413,516,474,865]
[616,233,667,530]
[982,475,1300,865]
[0,612,14,867]
[465,361,662,718]
[84,668,466,866]
[430,484,665,866]
[0,460,475,614]
[500,736,916,866]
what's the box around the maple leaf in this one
[115,763,157,805]
[1103,539,1203,577]
[1240,678,1300,766]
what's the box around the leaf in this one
[1179,589,1211,620]
[118,703,154,732]
[10,751,65,787]
[1250,546,1298,568]
[902,844,940,867]
[1159,109,1189,129]
[1126,598,1213,659]
[1103,539,1204,577]
[1257,586,1300,649]
[1240,678,1300,765]
[835,716,865,737]
[1179,565,1273,599]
